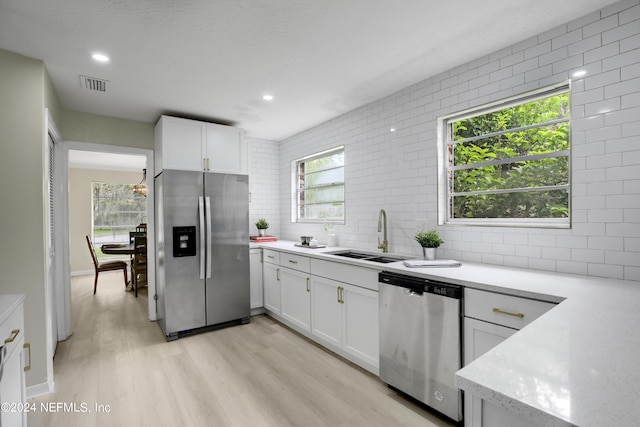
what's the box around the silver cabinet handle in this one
[306,278,310,292]
[493,308,524,318]
[288,260,298,264]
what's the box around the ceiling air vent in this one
[79,75,109,92]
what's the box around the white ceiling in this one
[0,0,621,141]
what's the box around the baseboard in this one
[70,269,93,277]
[27,378,54,399]
[250,307,265,316]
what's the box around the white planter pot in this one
[422,247,437,260]
[258,229,266,236]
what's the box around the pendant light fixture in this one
[133,168,147,197]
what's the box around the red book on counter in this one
[250,235,278,242]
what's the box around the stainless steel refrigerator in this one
[155,169,250,340]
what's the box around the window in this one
[293,146,345,223]
[438,82,571,227]
[92,182,147,257]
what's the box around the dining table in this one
[100,243,136,256]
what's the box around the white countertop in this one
[256,240,640,426]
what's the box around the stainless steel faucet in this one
[377,209,388,253]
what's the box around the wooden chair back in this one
[86,235,100,271]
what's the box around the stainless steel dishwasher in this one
[379,271,463,423]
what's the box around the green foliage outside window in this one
[296,147,345,222]
[447,89,570,221]
[92,183,147,252]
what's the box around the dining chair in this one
[85,235,129,294]
[131,235,147,297]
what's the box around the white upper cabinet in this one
[155,115,247,174]
[206,123,248,175]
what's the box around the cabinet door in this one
[310,276,342,348]
[263,262,280,315]
[0,343,26,427]
[343,284,379,369]
[249,249,263,309]
[464,317,517,427]
[161,117,206,171]
[280,268,311,331]
[206,123,247,174]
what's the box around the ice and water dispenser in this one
[173,226,196,257]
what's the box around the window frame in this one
[437,81,572,228]
[291,145,345,224]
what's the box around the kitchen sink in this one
[328,250,408,264]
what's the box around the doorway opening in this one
[56,142,155,348]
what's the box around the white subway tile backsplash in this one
[601,0,639,17]
[557,260,589,275]
[273,1,639,282]
[583,14,619,38]
[603,48,640,72]
[603,19,640,44]
[553,28,584,49]
[620,4,640,23]
[585,69,622,91]
[572,248,605,263]
[620,33,640,52]
[588,263,624,279]
[585,97,622,116]
[539,46,569,66]
[568,34,602,56]
[622,120,640,137]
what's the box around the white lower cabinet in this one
[260,249,380,375]
[280,267,311,331]
[311,275,379,374]
[0,296,28,427]
[249,248,264,313]
[263,261,281,315]
[463,289,556,427]
[464,317,518,427]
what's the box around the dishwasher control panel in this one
[379,271,463,299]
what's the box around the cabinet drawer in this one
[263,249,280,265]
[1,303,24,360]
[280,253,310,273]
[465,288,555,330]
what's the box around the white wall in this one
[278,0,640,281]
[248,138,281,238]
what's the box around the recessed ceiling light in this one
[262,94,274,101]
[572,70,587,78]
[92,53,110,63]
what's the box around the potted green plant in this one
[255,218,269,236]
[414,229,443,260]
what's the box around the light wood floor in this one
[29,272,453,427]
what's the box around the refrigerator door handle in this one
[205,196,212,279]
[198,196,206,279]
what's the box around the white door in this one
[342,284,379,369]
[46,134,58,356]
[310,276,342,348]
[249,249,263,310]
[263,262,281,314]
[463,317,517,427]
[280,268,311,331]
